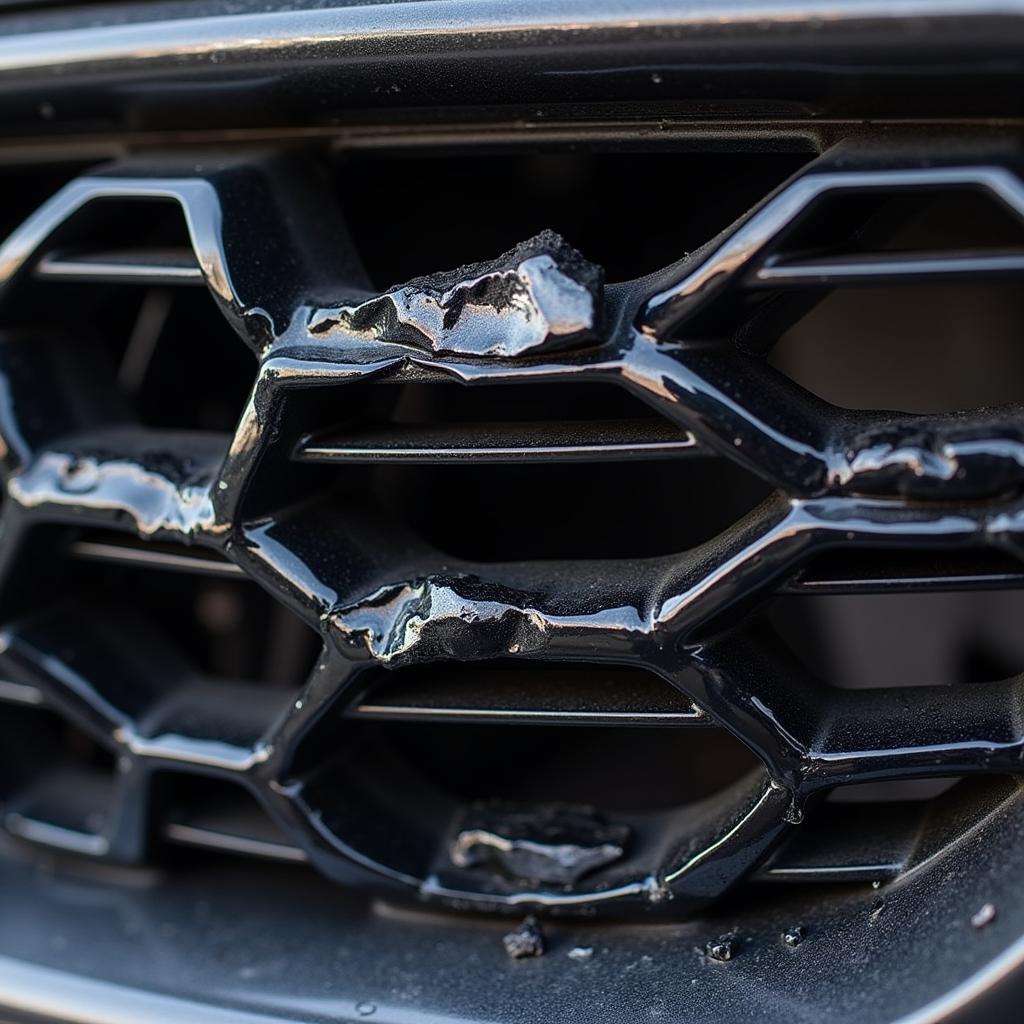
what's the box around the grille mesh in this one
[1,147,1023,913]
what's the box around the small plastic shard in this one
[451,801,629,886]
[705,936,736,962]
[308,229,603,358]
[503,916,545,959]
[568,946,594,962]
[971,903,997,929]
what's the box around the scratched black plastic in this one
[2,147,1024,914]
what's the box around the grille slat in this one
[296,418,700,464]
[753,248,1024,287]
[67,537,245,577]
[814,681,1024,789]
[35,246,203,285]
[784,551,1024,594]
[3,767,112,857]
[163,817,307,864]
[0,680,43,705]
[348,665,707,728]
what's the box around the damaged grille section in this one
[308,229,603,358]
[1,147,1024,914]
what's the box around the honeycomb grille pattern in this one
[1,149,1024,912]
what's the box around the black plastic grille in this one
[1,145,1024,914]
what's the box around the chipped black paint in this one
[1,152,1024,915]
[308,230,602,358]
[451,803,630,886]
[502,916,545,959]
[7,428,224,541]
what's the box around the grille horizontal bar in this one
[752,249,1024,287]
[0,680,43,705]
[67,538,245,577]
[296,418,700,464]
[36,247,203,285]
[348,666,707,727]
[163,799,307,864]
[782,550,1024,594]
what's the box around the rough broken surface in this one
[307,229,602,357]
[9,440,219,539]
[502,916,545,959]
[328,575,588,666]
[841,416,1024,499]
[451,801,630,886]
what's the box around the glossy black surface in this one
[0,0,1021,140]
[2,144,1024,918]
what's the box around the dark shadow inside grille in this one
[342,720,759,812]
[289,663,763,884]
[36,197,195,266]
[60,545,320,688]
[128,288,254,433]
[826,778,959,803]
[771,187,1024,259]
[770,282,1024,412]
[371,457,771,561]
[157,775,300,863]
[367,379,663,426]
[0,160,99,242]
[770,589,1024,690]
[75,282,254,433]
[791,547,1024,594]
[756,776,1022,885]
[336,150,812,285]
[768,188,1024,412]
[0,704,116,855]
[6,193,255,433]
[286,379,773,561]
[297,379,679,450]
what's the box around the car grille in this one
[0,137,1023,917]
